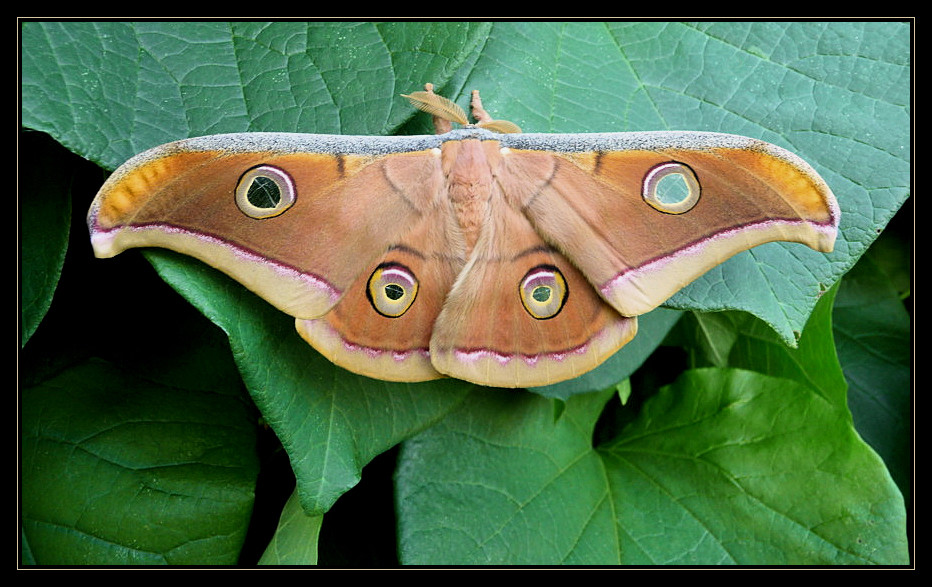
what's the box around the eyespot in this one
[642,162,700,214]
[367,263,418,318]
[519,265,568,320]
[235,165,296,219]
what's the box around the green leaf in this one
[21,21,491,168]
[21,359,259,565]
[258,490,321,565]
[669,279,847,409]
[396,387,618,564]
[146,250,472,515]
[676,237,911,498]
[833,243,911,496]
[531,308,683,399]
[396,369,907,565]
[728,284,847,406]
[604,368,906,565]
[395,277,908,564]
[20,131,73,346]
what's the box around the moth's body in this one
[88,86,838,388]
[446,139,494,251]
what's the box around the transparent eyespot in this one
[367,263,418,318]
[519,265,568,320]
[642,162,700,214]
[235,165,296,219]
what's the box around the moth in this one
[88,83,839,388]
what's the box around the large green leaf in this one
[20,131,73,346]
[21,358,259,564]
[396,369,906,564]
[258,491,321,565]
[21,21,491,166]
[145,250,471,515]
[671,227,911,500]
[833,244,911,496]
[395,286,908,564]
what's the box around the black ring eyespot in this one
[519,265,568,320]
[367,263,418,318]
[235,165,296,219]
[642,161,700,214]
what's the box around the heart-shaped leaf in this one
[395,286,907,564]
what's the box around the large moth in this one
[88,84,838,388]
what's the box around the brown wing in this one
[496,132,839,317]
[88,134,444,320]
[428,200,637,388]
[296,203,465,382]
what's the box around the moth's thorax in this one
[442,139,503,253]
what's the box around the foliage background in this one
[20,21,911,565]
